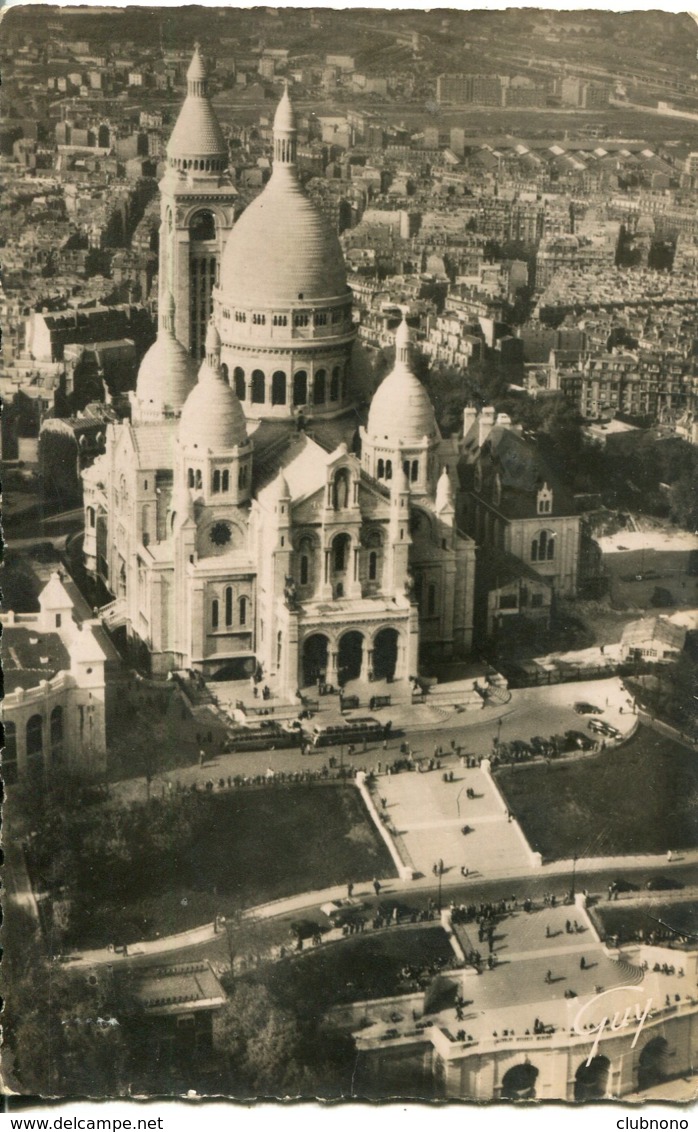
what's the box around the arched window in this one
[272,370,287,405]
[293,370,307,406]
[50,705,63,748]
[87,506,95,528]
[330,366,340,401]
[188,468,195,488]
[531,530,555,562]
[212,469,221,493]
[190,209,216,241]
[26,715,43,757]
[234,367,245,400]
[314,368,326,405]
[251,369,265,403]
[238,464,248,489]
[333,533,350,572]
[428,584,436,616]
[300,555,309,585]
[212,598,219,630]
[411,459,419,482]
[225,586,233,627]
[221,363,229,385]
[50,706,63,765]
[195,469,202,490]
[403,460,410,480]
[222,469,229,492]
[377,458,384,479]
[385,460,393,480]
[369,551,377,581]
[3,722,18,784]
[239,596,248,626]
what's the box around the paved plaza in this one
[380,763,532,878]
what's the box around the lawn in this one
[496,726,698,861]
[43,783,394,948]
[264,924,455,1009]
[593,901,698,949]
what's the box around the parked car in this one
[320,899,367,927]
[646,875,684,891]
[611,877,639,893]
[565,730,595,750]
[588,719,621,738]
[574,702,602,715]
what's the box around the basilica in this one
[83,48,477,693]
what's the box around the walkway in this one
[379,763,531,878]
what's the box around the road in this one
[105,862,698,974]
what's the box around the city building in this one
[459,406,581,600]
[2,571,121,783]
[83,63,476,690]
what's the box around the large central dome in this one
[218,89,348,308]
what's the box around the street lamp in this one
[570,852,578,902]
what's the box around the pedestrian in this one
[373,878,381,896]
[667,849,673,862]
[545,969,552,984]
[580,956,586,970]
[199,749,205,767]
[545,924,551,938]
[348,882,354,899]
[461,866,469,877]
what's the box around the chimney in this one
[463,405,478,437]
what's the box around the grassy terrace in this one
[35,784,394,949]
[593,901,698,948]
[263,924,455,1009]
[496,726,698,862]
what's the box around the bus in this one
[306,716,385,748]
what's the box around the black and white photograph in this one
[2,1,698,1114]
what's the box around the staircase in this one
[612,958,645,986]
[98,598,127,630]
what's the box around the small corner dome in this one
[136,328,197,412]
[179,367,248,451]
[366,355,438,446]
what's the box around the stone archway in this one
[373,627,399,681]
[501,1061,539,1100]
[574,1055,610,1101]
[302,634,329,687]
[637,1037,670,1092]
[338,630,363,685]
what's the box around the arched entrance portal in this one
[638,1037,670,1092]
[338,631,363,685]
[303,634,329,687]
[501,1062,539,1100]
[373,627,399,681]
[574,1056,610,1101]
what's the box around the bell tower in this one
[159,44,238,359]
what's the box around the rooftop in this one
[3,625,71,691]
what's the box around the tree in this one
[217,977,356,1098]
